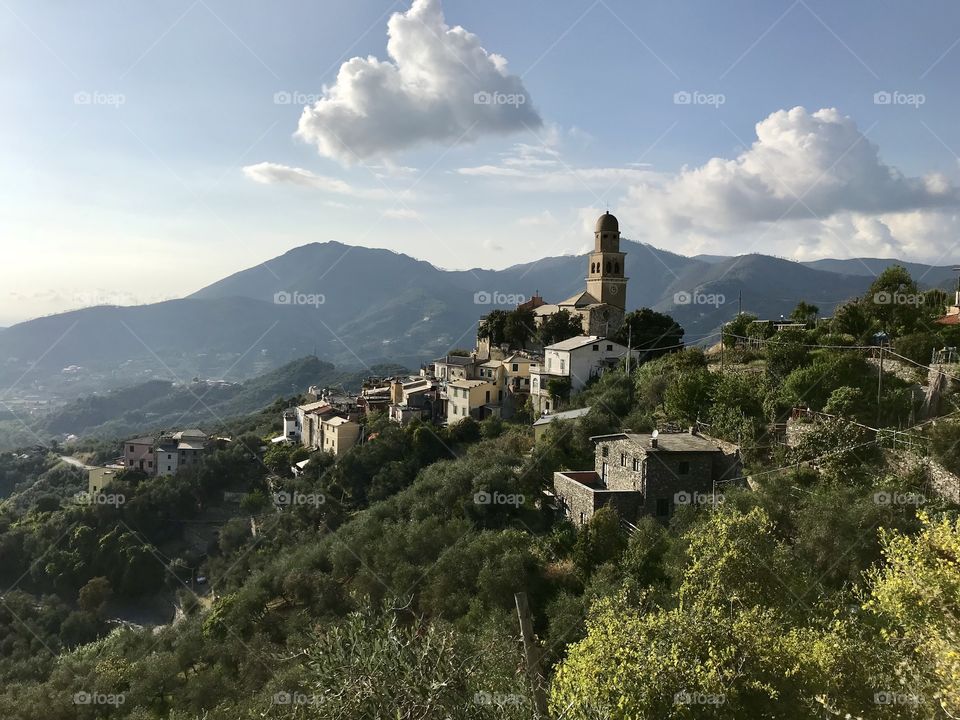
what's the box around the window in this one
[601,445,609,457]
[656,498,670,517]
[620,452,626,467]
[560,359,565,372]
[129,445,134,452]
[606,344,613,351]
[512,363,518,371]
[128,460,133,466]
[148,461,153,468]
[485,391,490,403]
[592,344,599,351]
[632,457,641,472]
[167,465,172,472]
[678,461,690,475]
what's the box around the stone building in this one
[553,429,742,527]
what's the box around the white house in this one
[530,336,634,415]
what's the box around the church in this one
[533,211,629,336]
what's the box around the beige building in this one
[318,415,361,456]
[87,467,119,495]
[446,378,502,424]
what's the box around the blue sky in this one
[2,0,960,324]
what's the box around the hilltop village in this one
[99,212,740,528]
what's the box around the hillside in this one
[0,241,953,399]
[0,357,405,450]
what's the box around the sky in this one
[2,0,960,325]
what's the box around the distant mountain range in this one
[0,356,407,450]
[0,240,955,401]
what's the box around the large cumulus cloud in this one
[295,0,541,164]
[621,107,960,261]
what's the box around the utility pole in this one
[877,343,884,427]
[515,592,548,717]
[625,322,632,375]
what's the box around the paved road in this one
[59,455,92,470]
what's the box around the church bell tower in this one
[585,211,627,313]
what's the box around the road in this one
[59,455,92,470]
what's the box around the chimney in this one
[689,426,698,435]
[650,429,659,449]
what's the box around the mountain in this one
[801,258,957,287]
[0,241,953,400]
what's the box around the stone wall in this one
[553,472,643,527]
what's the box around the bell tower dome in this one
[586,211,627,313]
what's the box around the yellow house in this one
[502,354,532,393]
[319,415,361,456]
[88,467,119,495]
[447,378,501,424]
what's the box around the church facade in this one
[534,211,629,336]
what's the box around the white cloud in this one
[242,161,403,200]
[618,106,960,261]
[295,0,541,164]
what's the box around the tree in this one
[77,576,112,615]
[865,513,960,717]
[832,300,872,340]
[790,301,819,325]
[613,308,684,362]
[722,312,758,348]
[573,506,627,576]
[477,309,509,345]
[866,265,922,336]
[503,307,535,349]
[539,309,584,347]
